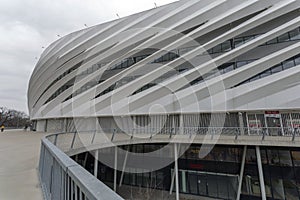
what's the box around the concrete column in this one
[94,150,98,178]
[237,145,247,200]
[174,143,179,200]
[256,146,266,200]
[114,146,118,192]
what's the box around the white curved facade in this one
[28,0,300,133]
[29,1,300,199]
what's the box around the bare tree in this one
[0,107,29,128]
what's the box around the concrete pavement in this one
[0,130,48,200]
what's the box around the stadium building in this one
[29,0,300,199]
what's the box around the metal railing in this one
[39,126,300,199]
[45,127,300,153]
[39,136,123,200]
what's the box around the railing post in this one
[169,128,174,138]
[235,128,239,140]
[262,128,266,140]
[150,128,153,139]
[211,128,215,140]
[292,128,296,141]
[111,129,116,141]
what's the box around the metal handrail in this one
[48,127,300,138]
[39,136,123,200]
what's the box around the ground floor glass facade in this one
[73,144,300,200]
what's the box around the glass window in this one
[236,61,248,68]
[155,56,163,63]
[283,180,299,199]
[244,36,255,43]
[242,175,261,196]
[128,58,134,66]
[260,149,268,164]
[156,172,164,189]
[186,147,201,160]
[282,60,295,70]
[266,38,278,45]
[188,173,198,194]
[260,69,271,78]
[268,150,280,165]
[131,173,136,186]
[294,56,300,66]
[291,151,300,166]
[123,172,130,185]
[207,48,213,54]
[271,64,283,74]
[122,60,129,68]
[136,173,143,186]
[207,174,218,198]
[249,75,260,82]
[223,64,234,73]
[234,37,244,48]
[179,48,190,55]
[162,53,170,62]
[143,173,149,187]
[271,179,285,199]
[246,149,256,163]
[278,33,290,42]
[221,41,232,52]
[169,52,178,60]
[278,150,292,166]
[227,147,242,162]
[213,44,222,54]
[289,29,300,41]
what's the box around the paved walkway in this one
[0,130,48,200]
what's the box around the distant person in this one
[1,125,4,132]
[24,125,28,131]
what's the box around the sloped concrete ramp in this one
[0,130,48,200]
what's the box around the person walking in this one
[1,124,4,132]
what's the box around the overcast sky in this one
[0,0,177,114]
